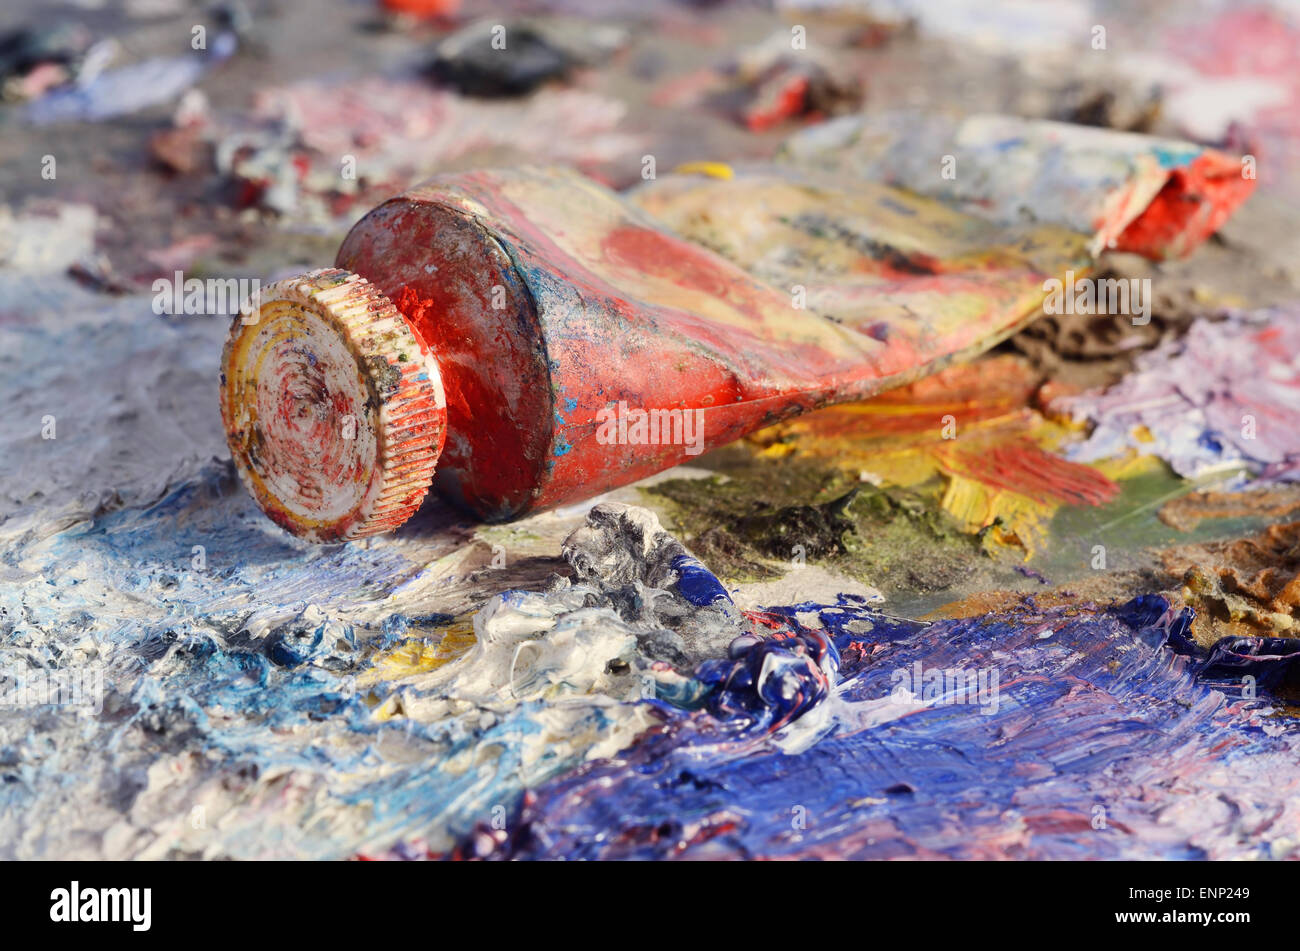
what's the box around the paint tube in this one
[780,111,1257,259]
[221,122,1253,540]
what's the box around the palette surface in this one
[2,0,1300,861]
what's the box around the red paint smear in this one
[392,284,471,425]
[942,438,1119,507]
[1115,151,1258,259]
[744,73,810,132]
[789,356,1041,439]
[604,224,745,302]
[846,247,945,280]
[380,0,459,18]
[597,223,854,377]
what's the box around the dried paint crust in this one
[1161,521,1300,645]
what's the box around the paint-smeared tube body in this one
[335,166,912,522]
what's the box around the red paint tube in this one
[217,163,1238,541]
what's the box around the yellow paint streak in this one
[358,620,477,688]
[673,161,735,179]
[939,472,1048,557]
[1093,450,1166,482]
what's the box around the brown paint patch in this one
[1159,521,1300,646]
[1159,485,1300,532]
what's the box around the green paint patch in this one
[642,453,1012,599]
[1044,461,1288,579]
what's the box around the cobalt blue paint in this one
[697,622,837,727]
[669,553,734,609]
[471,592,1300,860]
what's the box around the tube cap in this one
[220,268,446,542]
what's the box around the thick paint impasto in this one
[437,506,1300,861]
[1065,307,1300,485]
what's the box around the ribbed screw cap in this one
[220,268,446,542]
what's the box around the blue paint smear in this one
[1151,143,1201,170]
[669,553,734,609]
[468,592,1300,860]
[0,447,642,856]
